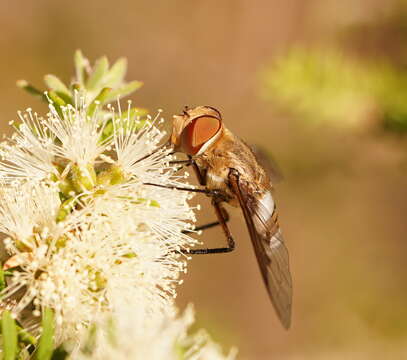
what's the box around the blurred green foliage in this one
[260,48,407,133]
[342,1,407,68]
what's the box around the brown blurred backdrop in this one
[2,1,407,359]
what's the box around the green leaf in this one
[86,56,109,90]
[105,80,143,102]
[48,91,66,107]
[44,75,71,97]
[87,87,112,117]
[103,58,127,88]
[47,91,66,119]
[74,50,88,85]
[100,119,114,141]
[2,310,18,360]
[100,115,147,143]
[124,107,149,120]
[16,80,46,101]
[17,325,37,346]
[55,92,73,106]
[0,265,5,292]
[35,308,54,360]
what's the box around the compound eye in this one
[181,116,221,155]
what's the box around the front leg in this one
[189,156,207,186]
[142,182,229,201]
[167,155,205,179]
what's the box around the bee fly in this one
[147,106,293,329]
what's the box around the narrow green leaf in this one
[105,81,143,102]
[74,50,88,85]
[103,58,127,88]
[17,325,37,346]
[48,91,66,107]
[47,91,66,119]
[35,308,54,360]
[124,107,149,120]
[100,111,148,143]
[54,92,73,106]
[87,87,112,117]
[100,114,147,143]
[0,265,5,292]
[100,119,114,141]
[2,310,18,360]
[16,80,47,101]
[44,75,71,97]
[86,56,109,90]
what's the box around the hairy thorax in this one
[194,128,269,207]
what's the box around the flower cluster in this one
[0,97,198,345]
[75,303,237,360]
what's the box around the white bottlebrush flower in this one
[0,181,61,252]
[0,109,57,182]
[74,303,237,360]
[0,95,199,344]
[0,96,110,183]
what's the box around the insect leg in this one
[178,157,236,254]
[168,159,193,166]
[182,221,220,234]
[143,182,213,195]
[189,156,207,185]
[182,207,230,234]
[168,158,194,172]
[182,201,235,255]
[167,154,203,178]
[134,142,171,164]
[148,156,235,254]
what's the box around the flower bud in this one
[71,164,97,192]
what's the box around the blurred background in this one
[2,0,407,358]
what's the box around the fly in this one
[147,106,293,329]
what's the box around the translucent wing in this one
[229,171,293,329]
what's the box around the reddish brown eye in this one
[181,116,221,155]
